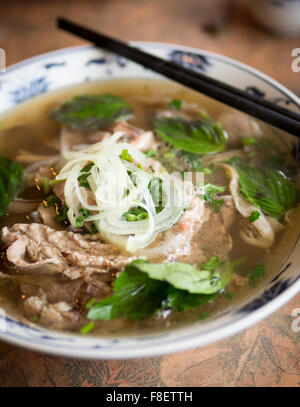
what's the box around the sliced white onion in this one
[56,131,191,252]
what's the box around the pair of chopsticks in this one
[57,17,300,137]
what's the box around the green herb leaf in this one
[168,99,182,110]
[162,288,216,312]
[201,183,226,213]
[154,117,227,155]
[226,157,300,219]
[134,256,243,295]
[51,93,133,131]
[0,155,23,216]
[248,264,266,286]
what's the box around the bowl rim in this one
[5,41,300,108]
[1,42,300,359]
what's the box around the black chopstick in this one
[57,17,300,137]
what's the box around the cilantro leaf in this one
[154,116,227,155]
[0,155,23,216]
[227,157,300,219]
[202,183,226,213]
[51,93,133,131]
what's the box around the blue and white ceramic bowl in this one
[0,43,300,359]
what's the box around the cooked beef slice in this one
[1,223,137,279]
[23,295,82,330]
[0,265,112,330]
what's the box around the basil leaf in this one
[87,262,168,321]
[51,93,133,131]
[154,116,227,154]
[0,155,23,216]
[135,258,241,294]
[162,288,216,312]
[227,157,300,219]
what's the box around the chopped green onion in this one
[248,210,260,223]
[49,178,66,186]
[78,173,91,189]
[41,177,50,195]
[136,212,149,221]
[81,162,94,172]
[126,213,137,222]
[76,216,84,227]
[120,149,134,163]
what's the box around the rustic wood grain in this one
[0,0,299,387]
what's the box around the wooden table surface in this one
[0,0,300,387]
